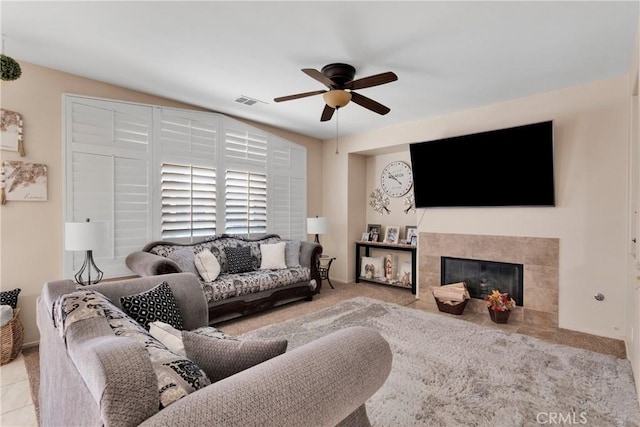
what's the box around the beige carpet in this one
[241,297,640,427]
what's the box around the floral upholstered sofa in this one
[126,234,322,324]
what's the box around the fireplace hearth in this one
[419,232,559,328]
[441,257,523,306]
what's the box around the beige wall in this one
[0,61,323,344]
[324,76,631,340]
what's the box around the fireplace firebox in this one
[441,257,523,306]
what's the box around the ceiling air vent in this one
[235,95,267,106]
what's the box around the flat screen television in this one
[409,121,555,208]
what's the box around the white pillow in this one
[260,242,287,269]
[360,256,385,278]
[194,249,221,282]
[149,321,186,357]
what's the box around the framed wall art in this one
[1,161,47,203]
[1,109,25,156]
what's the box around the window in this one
[64,96,306,280]
[161,163,216,240]
[224,170,267,237]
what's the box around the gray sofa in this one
[125,234,322,324]
[37,273,392,427]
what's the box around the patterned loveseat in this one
[126,234,322,324]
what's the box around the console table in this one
[355,241,417,294]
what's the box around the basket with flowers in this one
[484,289,515,323]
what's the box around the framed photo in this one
[410,235,417,246]
[361,232,370,242]
[367,224,381,242]
[384,226,399,244]
[405,226,417,244]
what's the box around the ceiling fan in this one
[274,63,398,122]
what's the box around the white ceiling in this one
[2,1,638,140]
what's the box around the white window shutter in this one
[161,163,216,240]
[65,96,152,279]
[224,170,267,237]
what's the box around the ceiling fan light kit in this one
[274,63,397,122]
[323,90,352,109]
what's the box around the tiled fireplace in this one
[418,233,559,327]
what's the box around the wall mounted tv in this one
[409,121,555,208]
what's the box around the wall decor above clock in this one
[381,160,413,198]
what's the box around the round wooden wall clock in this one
[381,161,413,198]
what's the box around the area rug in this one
[241,297,640,427]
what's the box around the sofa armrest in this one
[300,241,322,291]
[66,321,160,427]
[125,250,181,276]
[139,326,392,427]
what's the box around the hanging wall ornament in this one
[1,34,22,82]
[403,193,416,214]
[369,188,390,215]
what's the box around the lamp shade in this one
[307,217,328,235]
[322,90,352,109]
[65,220,106,251]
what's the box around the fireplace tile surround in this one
[419,232,559,328]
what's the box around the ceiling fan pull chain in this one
[335,107,340,154]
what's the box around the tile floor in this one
[0,280,628,426]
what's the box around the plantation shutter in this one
[156,108,219,241]
[224,170,267,236]
[270,139,306,240]
[161,163,216,239]
[64,95,152,279]
[222,119,268,237]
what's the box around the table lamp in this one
[307,216,328,244]
[65,218,106,286]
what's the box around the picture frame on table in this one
[367,224,381,242]
[361,232,370,242]
[405,226,417,244]
[410,235,417,246]
[384,226,400,244]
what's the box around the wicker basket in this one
[1,308,24,366]
[434,297,469,315]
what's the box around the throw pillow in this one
[149,321,186,357]
[285,240,301,268]
[166,248,199,277]
[360,256,385,278]
[120,281,184,330]
[259,242,287,270]
[194,249,221,282]
[225,246,254,274]
[0,288,21,309]
[182,331,287,382]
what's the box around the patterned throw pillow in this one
[182,331,287,382]
[225,246,254,274]
[0,288,21,309]
[121,282,184,330]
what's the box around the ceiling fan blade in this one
[302,68,337,88]
[344,72,398,90]
[274,90,326,103]
[320,104,335,122]
[350,91,391,115]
